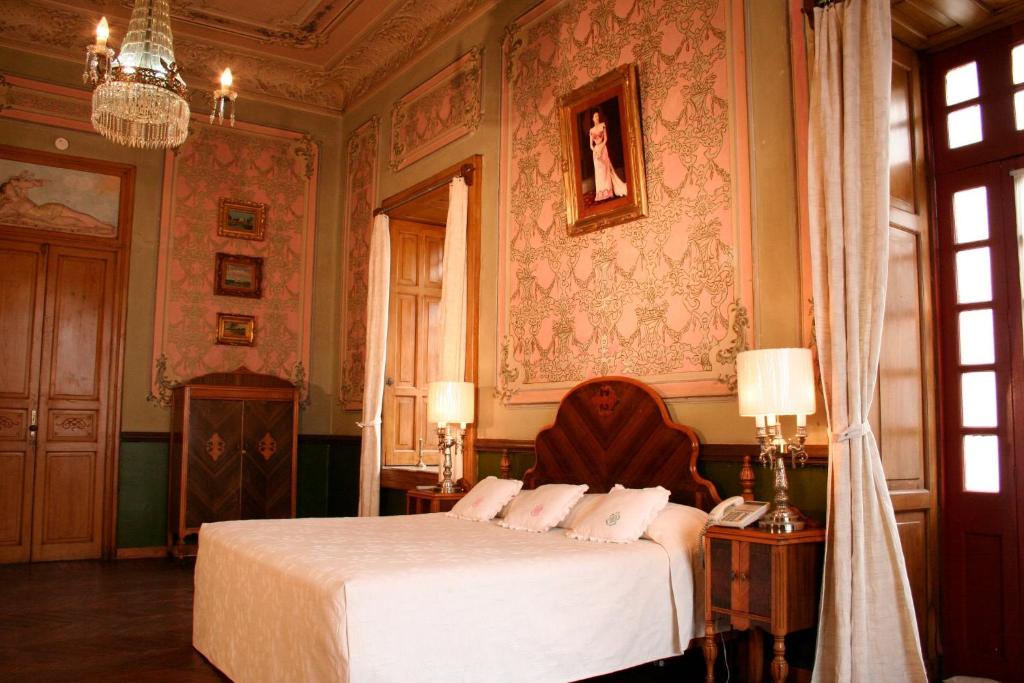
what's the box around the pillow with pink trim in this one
[497,484,589,532]
[446,476,523,522]
[566,485,671,543]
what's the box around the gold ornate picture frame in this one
[558,63,648,236]
[214,252,263,299]
[215,313,255,346]
[218,198,267,241]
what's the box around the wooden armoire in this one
[168,367,298,556]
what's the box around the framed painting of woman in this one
[558,63,648,236]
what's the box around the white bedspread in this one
[193,513,705,683]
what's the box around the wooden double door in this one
[0,238,121,563]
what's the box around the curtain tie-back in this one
[833,422,872,442]
[356,419,381,429]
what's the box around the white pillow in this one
[556,493,604,529]
[642,502,710,551]
[447,477,523,522]
[498,484,589,532]
[566,485,671,543]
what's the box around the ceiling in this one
[892,0,1024,49]
[2,0,1024,112]
[0,0,498,112]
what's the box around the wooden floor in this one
[0,558,708,682]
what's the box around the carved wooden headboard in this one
[523,376,722,512]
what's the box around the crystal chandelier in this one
[84,0,236,149]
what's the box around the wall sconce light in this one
[211,68,237,126]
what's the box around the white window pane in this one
[955,247,993,304]
[953,186,989,243]
[964,435,1000,493]
[1014,45,1024,85]
[959,309,995,365]
[962,371,998,427]
[946,62,979,105]
[1016,90,1024,130]
[948,105,983,149]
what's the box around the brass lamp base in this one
[758,504,805,533]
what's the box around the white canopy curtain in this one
[438,177,469,484]
[357,213,391,517]
[807,1,927,680]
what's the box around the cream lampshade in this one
[737,348,816,420]
[427,381,475,428]
[736,347,816,533]
[428,381,474,494]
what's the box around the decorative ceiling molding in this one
[0,0,498,113]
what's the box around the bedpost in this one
[740,455,755,501]
[499,449,511,479]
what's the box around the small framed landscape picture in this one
[216,313,255,346]
[218,198,267,241]
[215,252,263,299]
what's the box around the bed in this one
[193,376,724,682]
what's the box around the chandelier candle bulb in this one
[96,18,109,50]
[83,16,116,87]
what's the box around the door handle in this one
[385,377,394,387]
[28,409,38,441]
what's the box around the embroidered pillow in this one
[447,477,523,522]
[556,493,604,529]
[498,484,589,532]
[567,485,671,543]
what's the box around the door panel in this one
[383,220,445,467]
[241,400,295,520]
[185,399,243,529]
[40,451,96,543]
[0,240,46,563]
[32,246,115,561]
[47,255,105,399]
[874,40,940,672]
[936,162,1022,678]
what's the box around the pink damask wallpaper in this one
[497,0,753,404]
[339,118,380,410]
[150,121,318,405]
[390,48,484,172]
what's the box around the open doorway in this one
[377,156,481,492]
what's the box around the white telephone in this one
[709,496,770,528]
[697,497,771,564]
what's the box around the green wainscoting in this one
[116,434,361,549]
[117,436,828,548]
[117,440,169,548]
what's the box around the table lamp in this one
[427,381,475,494]
[737,348,816,532]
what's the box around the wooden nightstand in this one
[702,525,825,683]
[405,488,466,514]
